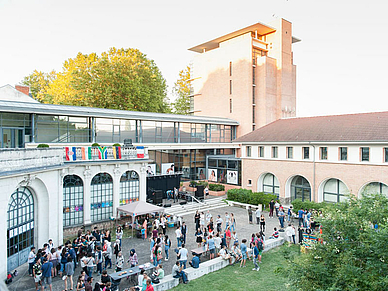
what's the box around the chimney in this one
[15,85,30,96]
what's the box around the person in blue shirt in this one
[298,209,305,227]
[207,235,216,259]
[41,257,53,291]
[240,239,250,268]
[252,244,260,271]
[189,254,200,268]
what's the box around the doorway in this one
[2,128,24,148]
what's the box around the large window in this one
[120,171,140,205]
[361,182,388,196]
[63,175,84,227]
[262,173,280,198]
[7,187,34,272]
[90,173,113,222]
[323,179,349,203]
[360,147,369,161]
[339,147,347,161]
[291,176,311,201]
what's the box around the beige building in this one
[189,18,300,137]
[235,112,388,204]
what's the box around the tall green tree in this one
[22,48,170,113]
[172,65,191,114]
[283,194,388,291]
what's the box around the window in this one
[291,176,311,202]
[120,171,140,205]
[246,146,251,157]
[258,146,264,157]
[230,99,233,113]
[384,148,388,162]
[320,147,328,160]
[229,61,232,76]
[303,147,310,159]
[247,179,252,186]
[339,147,347,161]
[90,173,113,222]
[229,80,232,94]
[360,147,369,161]
[272,146,278,158]
[262,173,280,197]
[287,147,293,159]
[323,179,349,203]
[361,182,388,196]
[63,175,84,227]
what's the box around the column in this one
[83,167,92,225]
[139,163,147,202]
[112,165,121,219]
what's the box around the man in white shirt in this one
[218,245,232,264]
[175,226,182,247]
[275,201,280,217]
[178,244,188,269]
[224,212,230,230]
[206,210,212,223]
[285,224,294,244]
[28,247,36,276]
[216,215,223,233]
[255,207,261,224]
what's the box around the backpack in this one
[258,240,264,251]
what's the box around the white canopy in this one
[117,200,164,216]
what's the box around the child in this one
[141,227,146,240]
[269,227,279,239]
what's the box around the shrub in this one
[37,144,49,148]
[209,184,225,191]
[291,199,327,212]
[197,181,209,187]
[190,180,197,187]
[112,143,121,147]
[226,188,277,206]
[92,143,100,147]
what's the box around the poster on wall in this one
[208,169,217,182]
[182,166,190,179]
[162,163,174,174]
[197,168,206,180]
[146,164,156,176]
[227,170,238,185]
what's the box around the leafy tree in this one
[22,48,170,113]
[283,194,388,291]
[21,70,56,102]
[172,65,191,114]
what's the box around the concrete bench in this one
[153,274,179,291]
[264,237,284,252]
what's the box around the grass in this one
[172,244,299,291]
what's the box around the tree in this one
[21,70,56,102]
[283,194,388,290]
[22,48,171,113]
[172,65,191,114]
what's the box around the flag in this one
[81,147,86,160]
[136,146,144,158]
[98,146,108,159]
[113,146,122,159]
[65,147,77,161]
[88,147,92,160]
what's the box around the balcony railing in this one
[64,146,149,162]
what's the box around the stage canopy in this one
[117,200,164,216]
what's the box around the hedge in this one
[226,188,277,206]
[37,144,49,148]
[290,199,328,212]
[209,184,225,191]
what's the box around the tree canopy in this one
[283,194,388,291]
[172,65,191,114]
[22,48,170,113]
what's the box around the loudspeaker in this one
[180,201,187,205]
[154,190,163,204]
[195,185,204,199]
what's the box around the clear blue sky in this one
[1,0,387,117]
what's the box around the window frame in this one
[272,146,278,158]
[339,147,348,161]
[258,146,264,158]
[360,147,370,162]
[246,146,252,157]
[320,147,328,160]
[302,147,310,160]
[286,146,293,159]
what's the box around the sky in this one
[1,0,388,117]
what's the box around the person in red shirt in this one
[225,226,232,249]
[146,278,154,291]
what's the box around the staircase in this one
[164,196,228,217]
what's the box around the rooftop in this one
[234,111,388,143]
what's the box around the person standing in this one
[115,251,125,271]
[195,228,203,248]
[164,236,171,261]
[247,207,253,224]
[194,211,200,231]
[269,199,275,218]
[216,215,223,233]
[181,222,187,244]
[278,208,285,229]
[128,249,138,267]
[41,257,53,291]
[260,214,266,233]
[33,257,43,291]
[285,224,293,243]
[274,200,280,217]
[298,209,305,227]
[116,226,123,248]
[252,244,260,271]
[287,206,293,222]
[230,213,236,231]
[255,207,261,224]
[28,247,36,276]
[175,226,182,248]
[64,256,75,291]
[178,244,188,269]
[224,212,230,230]
[207,235,216,259]
[174,187,178,203]
[95,246,103,275]
[291,225,296,244]
[225,226,232,249]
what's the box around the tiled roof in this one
[234,111,388,143]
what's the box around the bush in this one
[227,188,277,206]
[197,181,209,187]
[291,199,327,212]
[209,184,225,191]
[112,143,121,147]
[92,143,100,147]
[189,180,197,187]
[37,144,49,148]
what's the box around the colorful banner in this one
[136,146,145,158]
[65,146,146,162]
[227,170,238,185]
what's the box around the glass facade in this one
[323,179,349,203]
[63,175,84,227]
[120,170,140,205]
[1,113,31,148]
[263,173,280,197]
[208,156,241,185]
[90,173,113,222]
[291,176,311,202]
[361,182,388,196]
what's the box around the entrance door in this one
[7,187,34,272]
[2,128,24,148]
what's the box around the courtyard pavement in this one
[7,197,299,291]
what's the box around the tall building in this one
[189,18,300,137]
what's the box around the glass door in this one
[2,128,25,148]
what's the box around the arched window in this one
[7,187,34,272]
[91,173,113,222]
[120,170,139,205]
[361,182,388,196]
[323,179,349,203]
[63,175,84,227]
[291,176,311,202]
[262,173,280,198]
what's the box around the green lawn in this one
[172,245,299,291]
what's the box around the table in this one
[109,263,156,281]
[191,246,209,257]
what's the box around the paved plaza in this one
[8,198,299,291]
